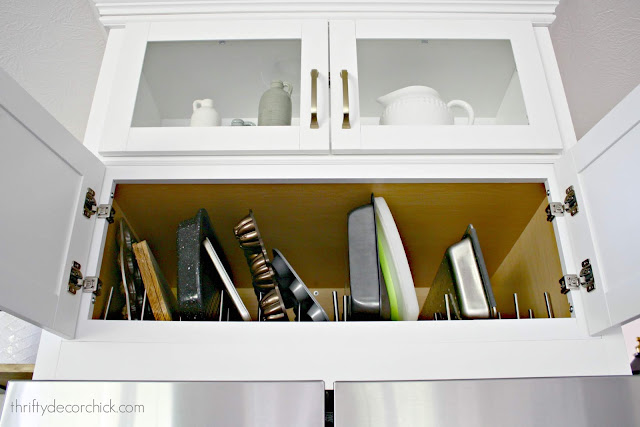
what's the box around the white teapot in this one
[377,86,474,126]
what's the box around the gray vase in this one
[258,80,293,126]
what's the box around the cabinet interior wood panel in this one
[490,199,569,318]
[93,182,567,319]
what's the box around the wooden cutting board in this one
[133,241,178,321]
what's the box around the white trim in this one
[93,1,559,28]
[97,154,562,167]
[33,331,63,380]
[147,19,303,41]
[99,23,150,154]
[533,27,577,151]
[83,29,126,154]
[122,127,303,155]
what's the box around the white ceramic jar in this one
[258,80,293,126]
[190,99,221,127]
[377,86,474,126]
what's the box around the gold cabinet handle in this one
[310,69,319,129]
[340,70,351,129]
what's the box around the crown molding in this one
[93,0,559,28]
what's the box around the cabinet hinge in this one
[82,187,115,223]
[579,259,595,292]
[83,188,97,218]
[97,202,115,224]
[559,274,579,294]
[68,261,102,295]
[546,185,579,221]
[559,259,595,294]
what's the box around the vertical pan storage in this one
[93,182,570,323]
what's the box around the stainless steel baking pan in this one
[420,224,496,320]
[347,196,389,321]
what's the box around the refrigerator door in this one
[1,381,324,426]
[335,376,640,427]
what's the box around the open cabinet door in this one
[0,69,105,338]
[555,86,640,335]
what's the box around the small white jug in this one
[190,99,221,127]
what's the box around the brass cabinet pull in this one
[310,69,319,129]
[340,70,351,129]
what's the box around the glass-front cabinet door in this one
[99,20,329,156]
[329,20,562,154]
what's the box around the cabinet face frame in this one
[98,20,330,156]
[329,19,563,154]
[77,159,587,337]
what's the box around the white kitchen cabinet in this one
[1,0,639,385]
[329,19,562,153]
[95,18,563,156]
[98,20,330,155]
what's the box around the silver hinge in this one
[546,185,579,221]
[83,187,115,223]
[579,259,595,292]
[68,261,101,295]
[97,203,115,224]
[83,188,97,218]
[559,274,579,294]
[559,259,595,294]
[82,277,101,294]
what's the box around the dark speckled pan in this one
[177,208,232,321]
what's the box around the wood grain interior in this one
[93,182,568,320]
[490,199,570,318]
[94,200,125,319]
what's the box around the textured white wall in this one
[0,0,106,141]
[550,0,640,140]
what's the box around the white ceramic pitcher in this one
[377,86,474,126]
[190,99,221,127]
